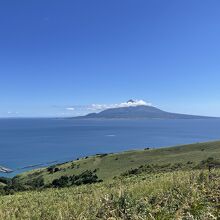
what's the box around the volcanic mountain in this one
[75,100,215,119]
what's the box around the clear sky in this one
[0,0,220,117]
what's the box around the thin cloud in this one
[61,99,152,115]
[7,111,19,114]
[87,100,152,111]
[66,107,75,111]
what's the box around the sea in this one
[1,118,220,176]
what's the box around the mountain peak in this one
[127,99,135,103]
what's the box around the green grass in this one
[0,170,219,219]
[1,141,220,219]
[16,140,220,184]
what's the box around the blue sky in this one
[0,0,220,117]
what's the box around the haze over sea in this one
[1,118,220,175]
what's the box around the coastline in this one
[0,166,13,173]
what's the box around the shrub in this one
[27,177,45,189]
[47,165,56,173]
[54,167,60,172]
[0,177,12,185]
[52,176,69,188]
[47,166,60,174]
[51,170,102,188]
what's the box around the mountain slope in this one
[77,105,214,119]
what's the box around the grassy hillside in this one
[16,141,220,184]
[0,170,220,219]
[0,141,220,219]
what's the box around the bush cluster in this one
[122,158,220,177]
[0,170,102,195]
[0,177,28,195]
[51,170,102,188]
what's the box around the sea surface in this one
[1,118,220,176]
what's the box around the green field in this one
[0,141,220,219]
[17,140,220,184]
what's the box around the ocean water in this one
[1,118,220,175]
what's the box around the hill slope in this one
[1,169,220,219]
[16,141,220,184]
[1,141,220,219]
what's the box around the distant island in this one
[74,100,216,119]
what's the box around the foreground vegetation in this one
[0,141,220,219]
[0,169,219,219]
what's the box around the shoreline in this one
[1,139,220,175]
[0,160,59,174]
[0,166,13,173]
